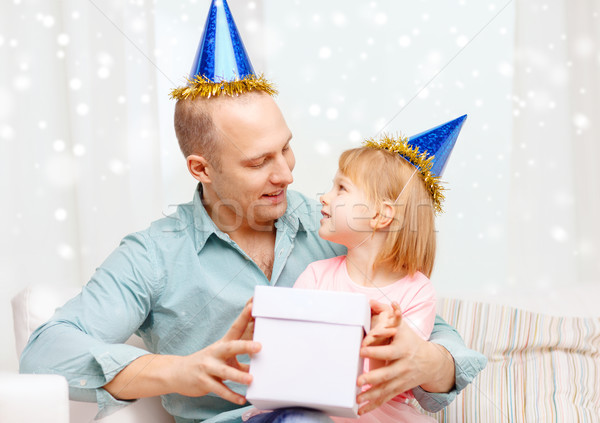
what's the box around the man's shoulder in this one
[132,200,196,243]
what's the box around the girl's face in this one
[319,171,378,247]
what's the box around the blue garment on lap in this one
[246,408,333,423]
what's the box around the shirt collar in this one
[191,184,222,252]
[191,184,310,253]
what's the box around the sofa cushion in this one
[423,298,600,422]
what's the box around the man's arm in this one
[20,231,261,418]
[413,315,487,412]
[19,232,162,418]
[103,301,260,406]
[357,314,486,414]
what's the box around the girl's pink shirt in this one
[293,255,437,404]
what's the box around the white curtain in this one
[508,0,600,288]
[1,0,164,292]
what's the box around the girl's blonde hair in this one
[339,147,436,278]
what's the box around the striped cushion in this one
[422,298,600,422]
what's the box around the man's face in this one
[206,93,295,229]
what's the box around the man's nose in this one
[271,155,294,186]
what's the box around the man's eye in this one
[251,161,265,168]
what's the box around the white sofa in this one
[10,284,600,422]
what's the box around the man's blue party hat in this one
[170,0,276,100]
[364,115,467,213]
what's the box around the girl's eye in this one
[338,185,346,191]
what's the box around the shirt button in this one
[278,250,283,257]
[80,379,87,386]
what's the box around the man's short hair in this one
[174,98,220,167]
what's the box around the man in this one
[20,1,485,422]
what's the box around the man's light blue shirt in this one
[21,186,486,422]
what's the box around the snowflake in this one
[308,104,320,116]
[398,35,411,48]
[109,159,125,175]
[318,46,331,59]
[456,35,469,48]
[572,113,590,130]
[57,33,70,46]
[98,67,110,79]
[1,124,15,140]
[13,75,31,91]
[57,244,74,260]
[332,12,347,27]
[551,226,568,243]
[53,140,66,152]
[54,209,68,221]
[325,108,338,120]
[69,78,82,90]
[374,12,387,25]
[76,103,89,116]
[73,144,86,156]
[314,141,331,156]
[348,130,361,143]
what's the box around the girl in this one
[293,134,447,422]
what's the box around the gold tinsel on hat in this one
[169,74,277,100]
[363,134,445,214]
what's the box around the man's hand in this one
[356,301,455,415]
[172,299,260,404]
[104,299,260,405]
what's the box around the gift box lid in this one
[252,286,370,332]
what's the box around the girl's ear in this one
[187,154,212,183]
[370,202,396,230]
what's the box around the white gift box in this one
[246,286,370,418]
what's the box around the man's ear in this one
[187,154,212,183]
[370,202,396,230]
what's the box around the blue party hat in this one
[363,115,467,213]
[407,114,467,178]
[170,0,276,100]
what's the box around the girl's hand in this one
[362,301,402,371]
[240,297,255,341]
[362,300,402,348]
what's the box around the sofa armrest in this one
[0,373,69,423]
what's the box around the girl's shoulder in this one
[400,270,436,300]
[387,270,434,297]
[406,270,431,284]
